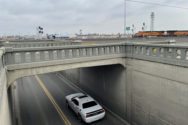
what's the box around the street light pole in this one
[124,0,126,35]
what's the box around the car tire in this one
[66,101,70,109]
[77,114,82,122]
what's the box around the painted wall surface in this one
[61,59,188,125]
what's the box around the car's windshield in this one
[82,101,97,109]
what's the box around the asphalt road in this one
[14,73,125,125]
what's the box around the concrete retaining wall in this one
[61,58,188,125]
[0,69,12,125]
[128,59,188,125]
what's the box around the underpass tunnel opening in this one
[8,63,128,125]
[60,64,128,122]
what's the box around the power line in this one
[126,0,188,10]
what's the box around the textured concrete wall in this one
[128,59,188,125]
[0,69,12,125]
[61,59,188,125]
[79,65,127,119]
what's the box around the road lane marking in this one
[35,75,71,125]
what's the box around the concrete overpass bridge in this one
[1,41,188,125]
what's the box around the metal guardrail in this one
[3,42,188,68]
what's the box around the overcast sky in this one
[0,0,188,35]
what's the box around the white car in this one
[65,93,105,123]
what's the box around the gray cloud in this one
[0,0,188,35]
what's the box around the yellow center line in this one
[35,75,71,125]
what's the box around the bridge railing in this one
[4,43,125,66]
[3,42,188,68]
[128,43,188,67]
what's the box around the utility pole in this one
[150,12,155,31]
[124,0,126,35]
